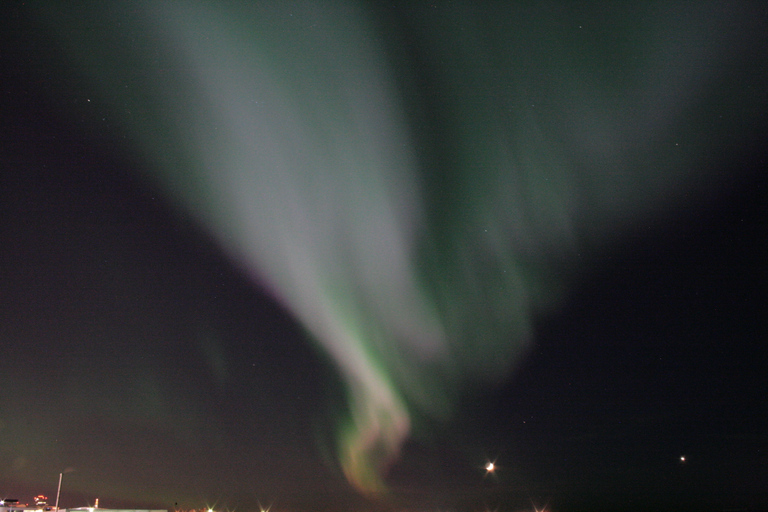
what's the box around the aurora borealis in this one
[2,2,767,511]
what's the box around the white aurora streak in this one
[38,0,765,496]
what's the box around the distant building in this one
[0,498,52,512]
[69,509,166,512]
[1,501,165,512]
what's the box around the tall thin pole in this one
[54,473,63,511]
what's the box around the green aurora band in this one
[39,0,766,497]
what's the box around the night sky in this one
[2,2,767,512]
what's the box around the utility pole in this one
[54,473,63,511]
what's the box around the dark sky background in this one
[2,3,768,512]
